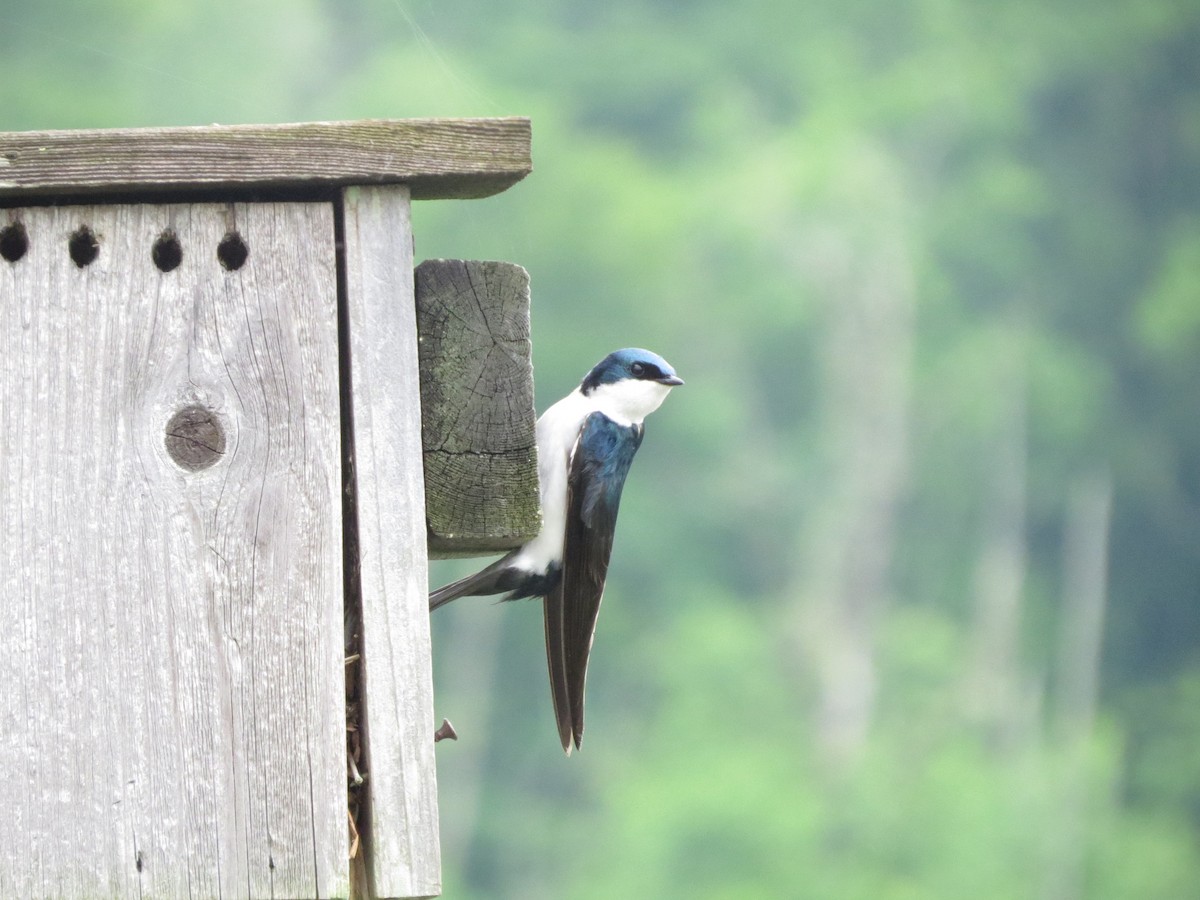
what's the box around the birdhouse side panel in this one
[340,185,442,899]
[0,202,348,898]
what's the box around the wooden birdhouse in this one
[0,118,539,899]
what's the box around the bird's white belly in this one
[511,390,590,573]
[510,375,664,574]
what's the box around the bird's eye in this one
[630,362,646,377]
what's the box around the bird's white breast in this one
[510,378,672,574]
[511,389,590,573]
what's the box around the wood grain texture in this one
[0,203,348,897]
[415,259,540,557]
[0,118,531,202]
[340,186,442,899]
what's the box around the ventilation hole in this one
[217,231,248,271]
[69,225,100,268]
[1,222,28,263]
[152,230,183,272]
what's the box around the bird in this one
[429,348,683,753]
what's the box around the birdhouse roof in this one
[0,117,531,203]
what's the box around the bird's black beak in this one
[658,374,684,386]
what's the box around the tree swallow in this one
[429,348,684,753]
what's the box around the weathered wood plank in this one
[415,259,540,557]
[0,118,531,202]
[0,203,348,897]
[341,186,442,898]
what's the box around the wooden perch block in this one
[416,259,541,556]
[0,117,531,201]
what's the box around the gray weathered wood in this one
[0,118,531,201]
[0,203,348,896]
[341,186,442,899]
[416,259,540,557]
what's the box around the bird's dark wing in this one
[429,550,560,610]
[543,578,573,751]
[545,412,644,752]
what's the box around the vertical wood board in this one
[0,203,348,897]
[341,186,441,899]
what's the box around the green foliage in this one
[1136,219,1200,360]
[5,0,1200,895]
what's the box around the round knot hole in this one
[165,405,226,471]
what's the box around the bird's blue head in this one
[580,348,684,396]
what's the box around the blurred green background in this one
[5,0,1200,896]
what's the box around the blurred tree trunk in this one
[434,599,506,874]
[1042,471,1113,900]
[796,221,914,763]
[962,323,1036,748]
[1054,470,1113,738]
